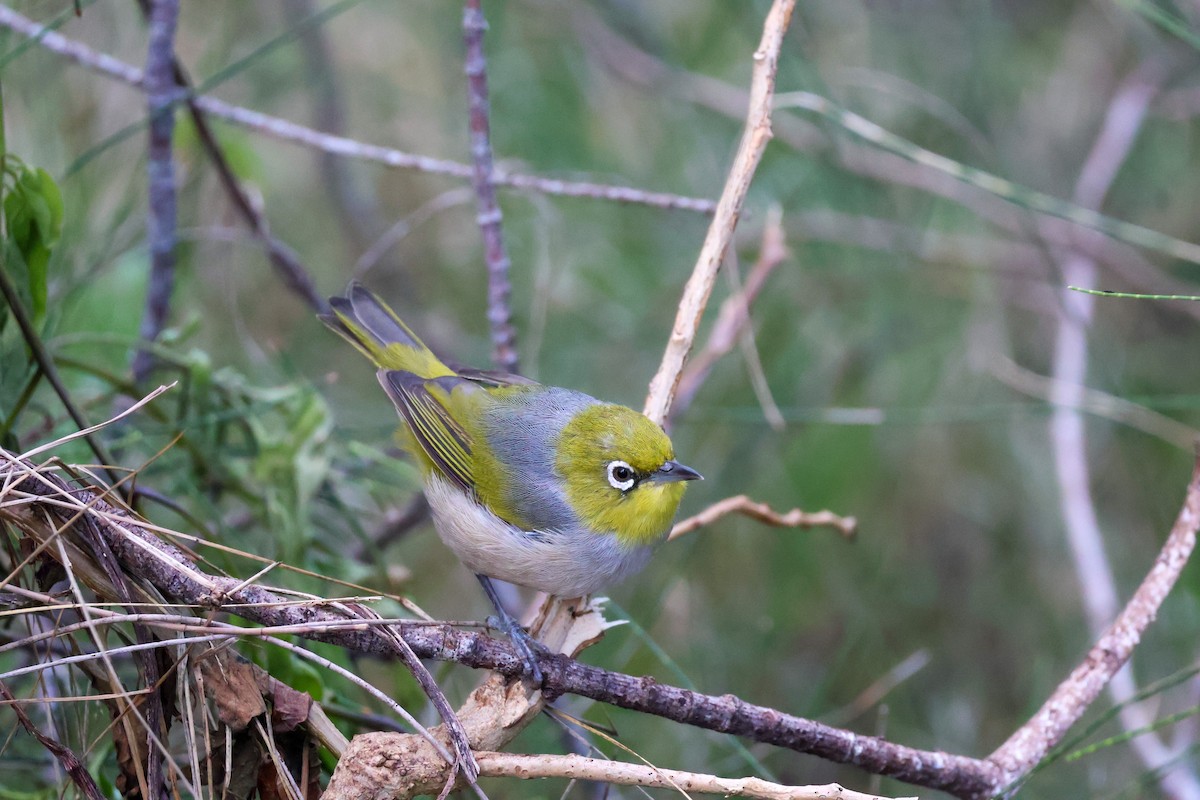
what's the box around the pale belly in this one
[422,474,656,597]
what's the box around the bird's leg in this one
[476,574,546,685]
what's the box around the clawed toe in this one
[477,574,548,684]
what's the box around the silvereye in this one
[321,284,701,677]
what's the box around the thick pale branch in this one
[473,752,915,800]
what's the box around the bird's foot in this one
[486,613,547,685]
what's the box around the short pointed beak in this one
[650,460,703,484]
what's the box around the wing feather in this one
[378,371,476,493]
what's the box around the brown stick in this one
[668,494,857,541]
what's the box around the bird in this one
[320,283,701,681]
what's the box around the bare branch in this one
[668,494,857,542]
[473,752,916,800]
[643,0,795,426]
[672,210,790,422]
[463,0,519,373]
[0,5,715,215]
[131,0,181,383]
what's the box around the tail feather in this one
[320,283,453,378]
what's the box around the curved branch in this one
[668,494,856,541]
[988,451,1200,788]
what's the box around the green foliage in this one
[3,163,63,322]
[0,102,65,447]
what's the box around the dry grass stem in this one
[669,494,857,542]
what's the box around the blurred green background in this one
[3,0,1200,797]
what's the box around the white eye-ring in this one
[606,460,636,492]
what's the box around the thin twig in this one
[730,246,787,431]
[668,494,856,541]
[353,187,475,278]
[0,6,715,216]
[473,751,915,800]
[0,680,107,800]
[131,0,181,383]
[768,90,1200,267]
[642,0,795,425]
[672,210,790,423]
[463,0,518,373]
[0,260,125,493]
[992,356,1198,451]
[825,651,932,727]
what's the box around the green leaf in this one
[32,168,63,247]
[2,165,63,322]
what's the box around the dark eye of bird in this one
[606,460,637,492]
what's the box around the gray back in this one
[482,387,596,533]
